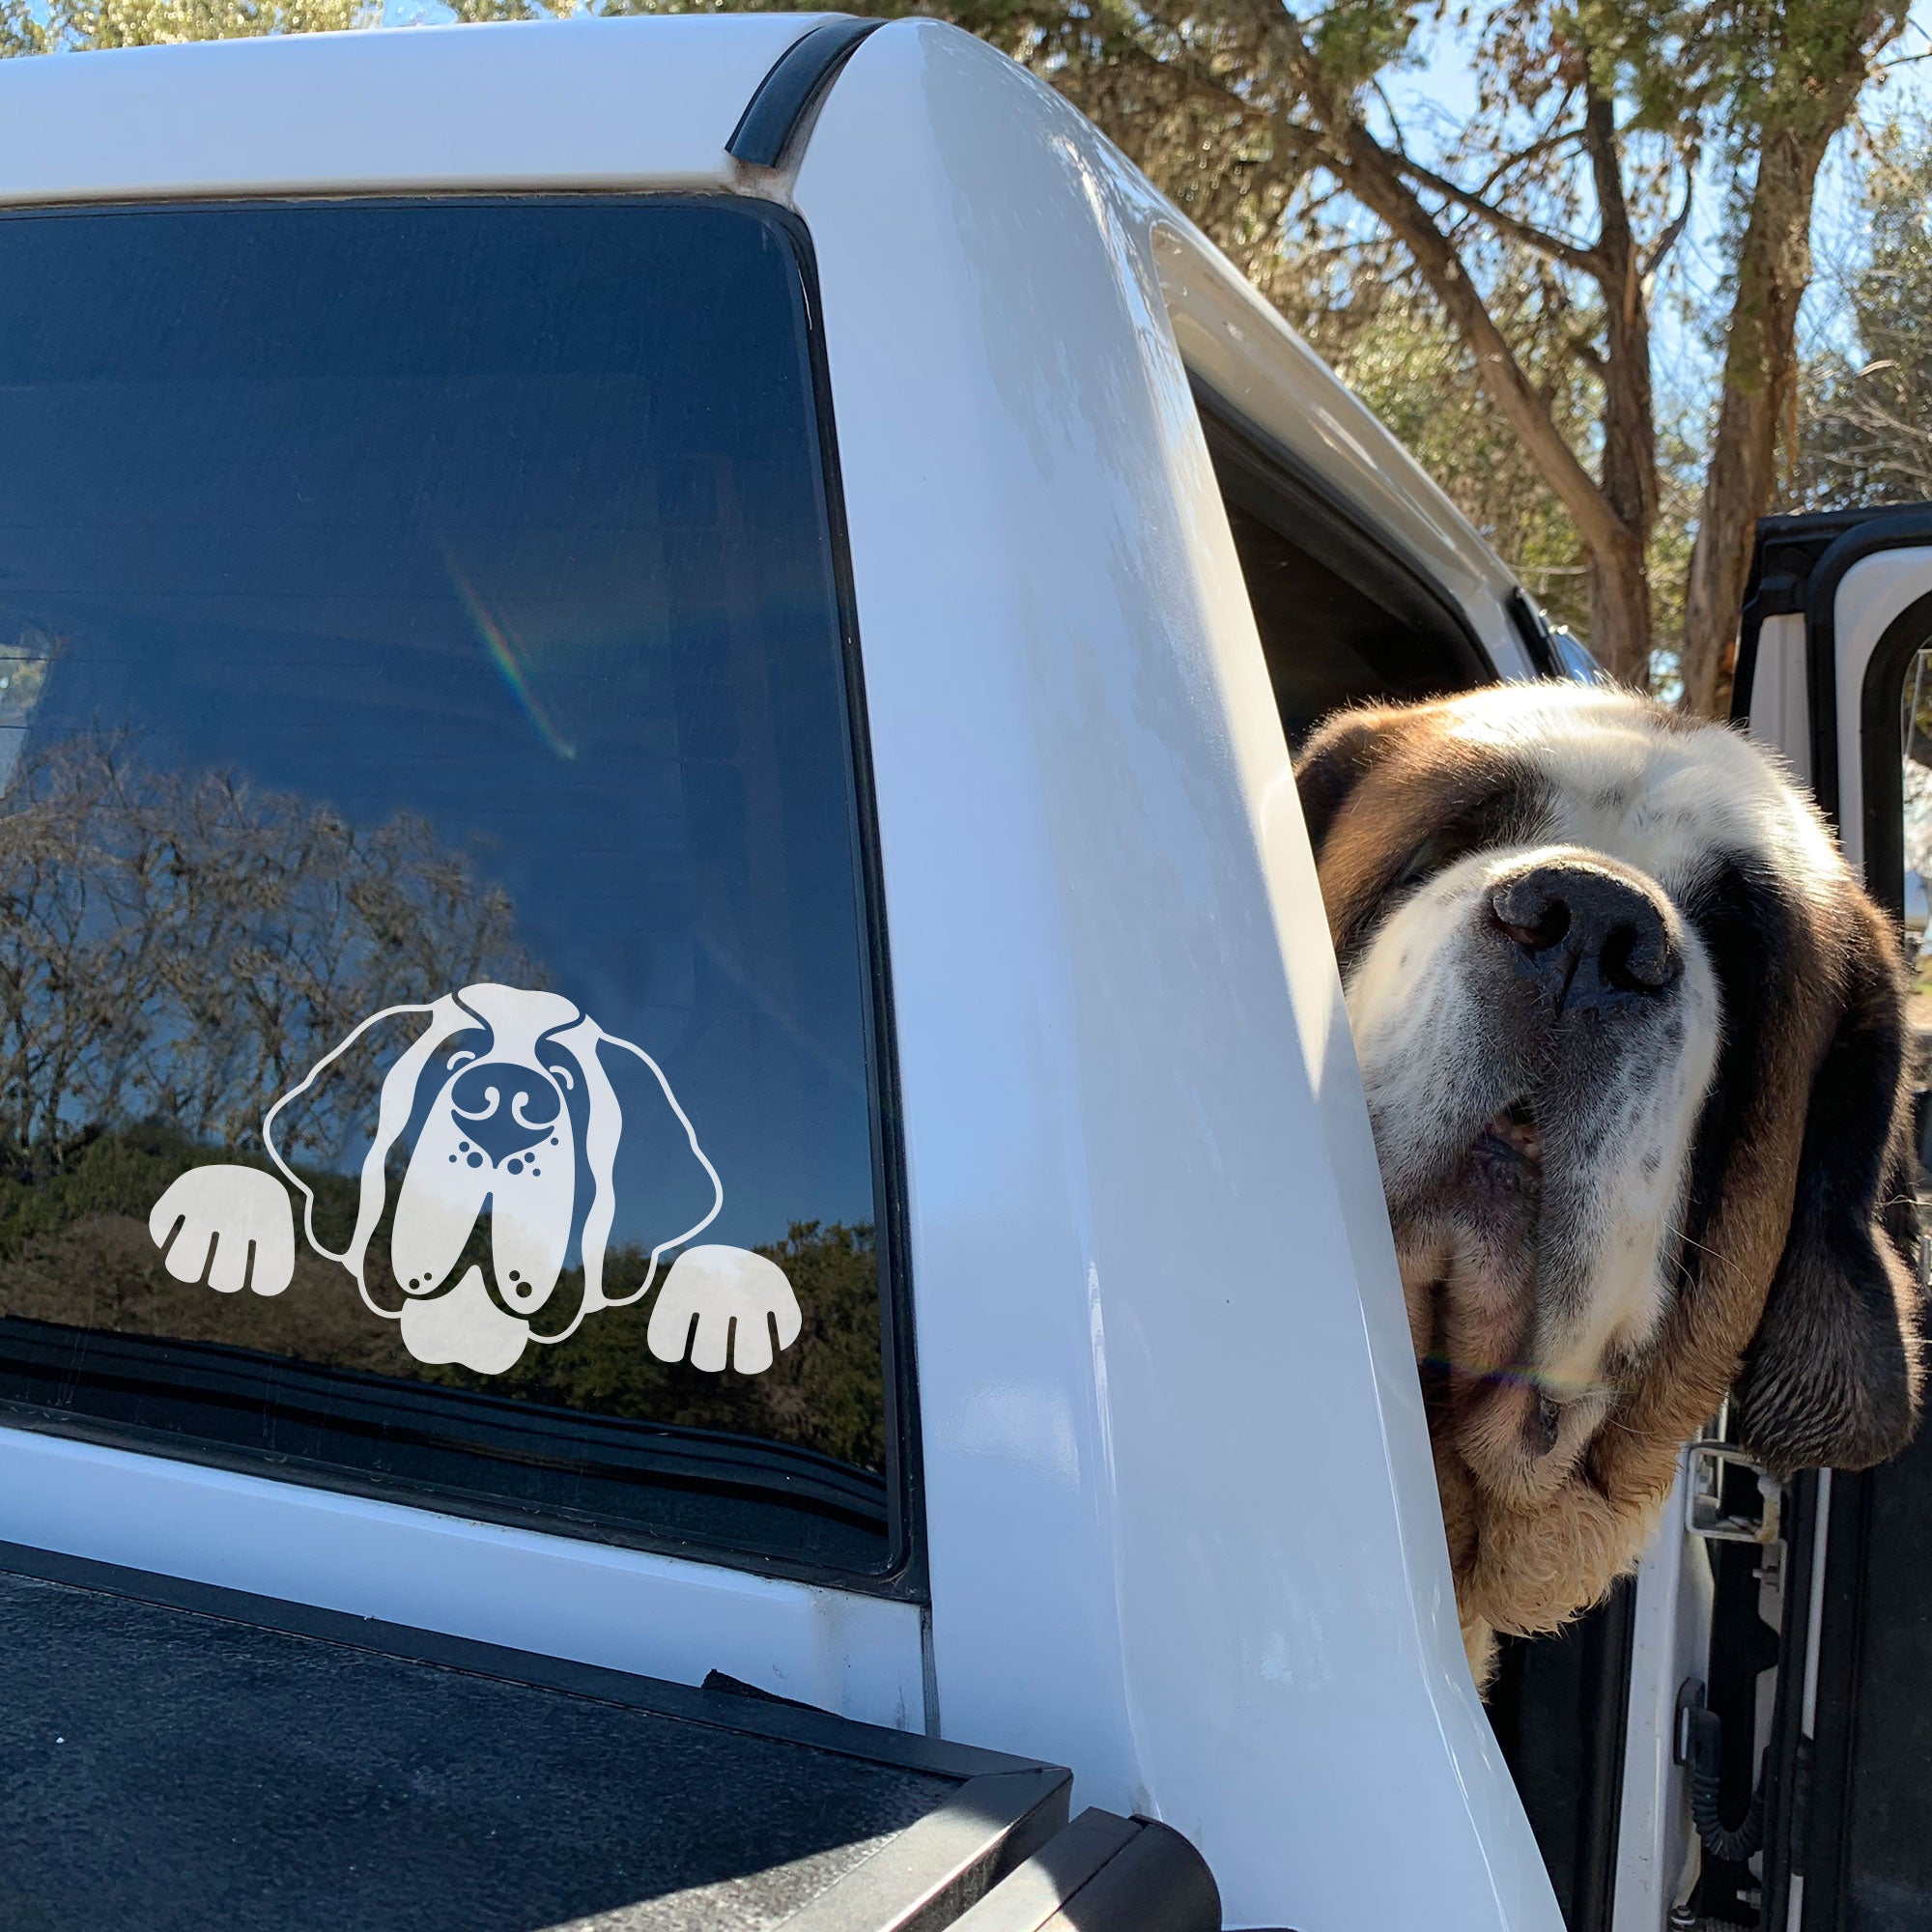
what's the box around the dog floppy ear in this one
[1736,906,1925,1474]
[1293,703,1399,858]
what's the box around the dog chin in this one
[1389,1100,1621,1510]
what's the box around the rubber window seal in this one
[727,16,884,170]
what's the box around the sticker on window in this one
[145,982,800,1378]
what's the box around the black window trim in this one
[0,189,928,1606]
[726,15,883,171]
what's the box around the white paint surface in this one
[0,15,824,203]
[0,1427,927,1728]
[800,23,1558,1928]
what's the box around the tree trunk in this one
[1583,82,1657,693]
[1681,8,1905,718]
[1587,535,1653,689]
[1680,131,1832,716]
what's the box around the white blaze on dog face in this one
[389,985,580,1317]
[1305,683,1847,1503]
[152,981,799,1380]
[1350,841,1721,1379]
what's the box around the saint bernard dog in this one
[1296,680,1925,1685]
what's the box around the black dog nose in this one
[1489,861,1679,1012]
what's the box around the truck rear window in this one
[0,198,910,1585]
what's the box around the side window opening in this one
[1191,388,1495,745]
[1189,382,1637,1915]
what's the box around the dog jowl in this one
[147,981,800,1378]
[1296,682,1925,1684]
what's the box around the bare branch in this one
[1641,170,1695,280]
[1389,150,1604,277]
[1468,116,1586,205]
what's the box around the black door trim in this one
[728,16,884,170]
[1734,503,1932,826]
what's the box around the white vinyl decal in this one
[145,982,801,1378]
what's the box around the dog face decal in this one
[145,982,800,1378]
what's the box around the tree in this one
[1794,115,1932,510]
[457,0,1892,711]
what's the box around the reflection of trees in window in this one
[0,736,888,1473]
[0,732,532,1172]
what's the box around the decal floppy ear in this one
[263,993,477,1318]
[524,1011,724,1344]
[1736,914,1926,1474]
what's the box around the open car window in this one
[1190,392,1498,744]
[0,197,912,1587]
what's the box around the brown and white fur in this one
[1296,681,1924,1687]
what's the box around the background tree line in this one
[3,0,1930,707]
[0,732,889,1471]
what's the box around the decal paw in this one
[648,1245,804,1376]
[145,982,799,1378]
[149,1164,297,1297]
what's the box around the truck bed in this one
[0,1543,1218,1931]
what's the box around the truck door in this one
[1724,503,1932,1931]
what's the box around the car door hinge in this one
[1687,1442,1783,1544]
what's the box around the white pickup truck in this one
[0,16,1927,1932]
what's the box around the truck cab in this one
[0,17,1921,1932]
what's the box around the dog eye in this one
[1393,837,1449,893]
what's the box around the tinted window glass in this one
[0,199,905,1581]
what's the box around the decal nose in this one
[393,1057,574,1315]
[1489,860,1679,1015]
[448,1060,562,1170]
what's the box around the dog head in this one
[265,980,722,1373]
[1297,682,1923,1649]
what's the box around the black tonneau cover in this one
[0,1544,1219,1931]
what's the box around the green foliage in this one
[1,0,372,51]
[1307,0,1425,96]
[0,1117,206,1249]
[1793,116,1932,511]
